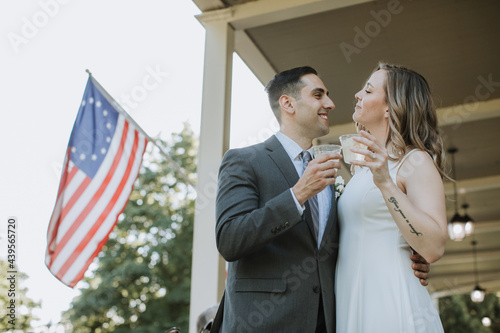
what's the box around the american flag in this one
[46,77,148,287]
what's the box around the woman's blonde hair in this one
[357,62,448,179]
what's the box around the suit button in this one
[284,222,290,227]
[271,227,277,234]
[313,286,320,293]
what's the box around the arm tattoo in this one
[388,197,423,236]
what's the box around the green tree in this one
[0,260,41,332]
[62,124,197,333]
[440,293,500,332]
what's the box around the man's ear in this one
[279,95,295,115]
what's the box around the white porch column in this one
[189,18,234,333]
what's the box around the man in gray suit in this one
[215,66,429,332]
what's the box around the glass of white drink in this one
[312,144,342,159]
[339,134,366,164]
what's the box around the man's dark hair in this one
[265,66,318,122]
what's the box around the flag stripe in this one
[57,128,140,278]
[64,162,79,191]
[59,176,92,223]
[53,169,89,242]
[48,120,130,269]
[55,148,72,196]
[47,149,72,253]
[46,176,67,254]
[61,166,85,206]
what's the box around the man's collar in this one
[275,131,312,160]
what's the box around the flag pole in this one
[85,70,195,188]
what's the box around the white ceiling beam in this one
[430,276,500,298]
[429,269,500,281]
[438,98,500,127]
[433,246,500,266]
[444,174,500,196]
[196,0,373,30]
[473,220,500,234]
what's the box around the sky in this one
[0,1,274,331]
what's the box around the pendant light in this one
[462,203,475,237]
[470,240,486,302]
[448,148,467,241]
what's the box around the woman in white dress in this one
[335,63,447,332]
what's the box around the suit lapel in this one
[265,136,299,187]
[265,136,317,242]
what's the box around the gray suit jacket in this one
[216,135,339,333]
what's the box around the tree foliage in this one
[0,260,40,332]
[440,292,500,332]
[62,124,197,333]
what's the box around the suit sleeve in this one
[215,148,303,262]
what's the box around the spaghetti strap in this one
[396,148,420,176]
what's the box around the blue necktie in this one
[302,151,319,242]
